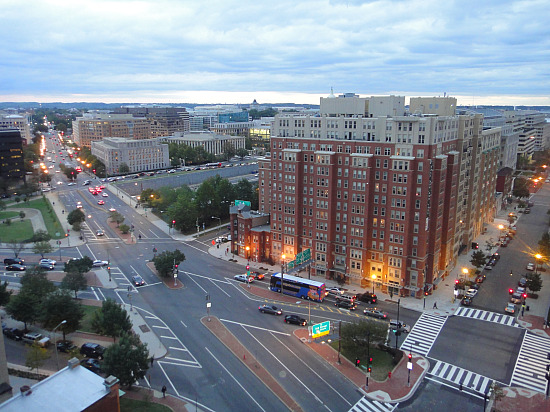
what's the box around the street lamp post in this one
[371,274,376,294]
[53,320,67,370]
[281,254,286,295]
[212,216,221,233]
[395,299,401,350]
[536,254,542,275]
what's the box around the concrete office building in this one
[505,110,550,160]
[158,132,246,156]
[261,94,498,298]
[72,114,151,148]
[0,114,32,143]
[113,107,190,137]
[91,137,169,175]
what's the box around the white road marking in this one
[220,319,290,336]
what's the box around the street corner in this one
[163,278,185,290]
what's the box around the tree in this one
[109,211,125,227]
[7,240,26,258]
[236,148,248,159]
[61,270,88,298]
[7,292,40,330]
[119,224,130,234]
[222,142,236,161]
[91,299,132,341]
[340,320,388,361]
[63,256,93,274]
[67,208,85,226]
[30,229,52,242]
[168,187,197,233]
[0,281,12,307]
[119,162,130,174]
[41,290,84,341]
[525,272,543,293]
[102,332,149,388]
[25,342,50,374]
[470,251,487,272]
[512,177,530,199]
[32,240,53,258]
[152,250,186,278]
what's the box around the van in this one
[22,332,43,345]
[336,293,357,304]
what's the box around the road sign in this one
[235,200,251,207]
[287,261,295,269]
[302,248,311,261]
[295,253,303,265]
[312,321,330,338]
[407,361,413,370]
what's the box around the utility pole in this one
[395,298,401,350]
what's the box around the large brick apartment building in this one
[257,95,499,298]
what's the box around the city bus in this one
[269,273,326,302]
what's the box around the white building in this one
[91,137,169,175]
[0,114,32,143]
[158,131,246,156]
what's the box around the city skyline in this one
[1,0,549,106]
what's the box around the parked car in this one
[524,208,531,214]
[475,275,485,284]
[80,343,106,359]
[80,358,102,374]
[518,278,527,288]
[258,304,282,315]
[22,332,43,345]
[526,263,535,271]
[466,288,478,298]
[6,264,26,271]
[284,315,307,326]
[56,340,77,353]
[335,301,357,311]
[39,258,56,265]
[461,297,472,306]
[505,303,516,314]
[132,275,145,286]
[3,327,23,341]
[510,293,523,304]
[363,308,388,319]
[356,293,377,304]
[4,258,24,265]
[484,264,493,270]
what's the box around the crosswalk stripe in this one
[511,332,550,392]
[349,396,397,412]
[454,307,519,327]
[429,360,492,394]
[400,313,447,356]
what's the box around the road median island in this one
[201,316,304,412]
[145,261,184,289]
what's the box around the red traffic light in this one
[172,220,176,224]
[355,358,361,367]
[175,264,178,269]
[367,367,372,372]
[246,265,249,270]
[509,288,514,294]
[369,357,373,363]
[455,279,459,284]
[523,293,527,298]
[408,354,412,360]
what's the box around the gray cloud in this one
[0,0,548,105]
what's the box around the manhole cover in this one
[139,324,150,333]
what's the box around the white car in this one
[92,260,109,267]
[233,274,253,283]
[466,288,478,298]
[327,287,345,295]
[67,182,76,186]
[526,263,535,271]
[102,193,108,197]
[109,208,116,212]
[39,258,56,266]
[505,303,516,314]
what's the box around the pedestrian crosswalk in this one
[454,307,519,327]
[400,313,447,356]
[429,360,492,394]
[510,332,550,393]
[349,396,397,412]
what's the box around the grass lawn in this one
[0,211,20,220]
[7,196,65,239]
[331,344,396,381]
[120,397,171,412]
[79,305,100,333]
[0,220,34,242]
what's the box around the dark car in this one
[80,343,106,359]
[357,293,377,304]
[518,278,527,288]
[80,358,102,374]
[363,308,388,319]
[335,301,357,310]
[6,264,26,271]
[491,253,500,261]
[3,327,23,341]
[475,275,485,283]
[132,275,145,286]
[461,297,472,306]
[284,315,307,326]
[4,258,24,265]
[250,271,265,280]
[38,262,55,270]
[258,304,282,315]
[56,340,77,353]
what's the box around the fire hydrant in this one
[388,371,392,379]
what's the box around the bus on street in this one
[269,273,326,302]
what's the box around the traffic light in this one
[246,265,249,270]
[367,366,372,372]
[455,279,459,284]
[175,264,178,269]
[424,291,428,296]
[355,358,360,367]
[408,353,412,361]
[509,288,514,295]
[369,357,373,365]
[172,220,176,226]
[93,169,96,174]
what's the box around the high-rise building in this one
[260,94,499,298]
[0,129,25,183]
[72,114,151,148]
[0,114,32,143]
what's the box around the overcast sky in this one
[1,0,549,106]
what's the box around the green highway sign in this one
[235,200,251,207]
[312,320,330,338]
[287,261,295,269]
[302,248,311,261]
